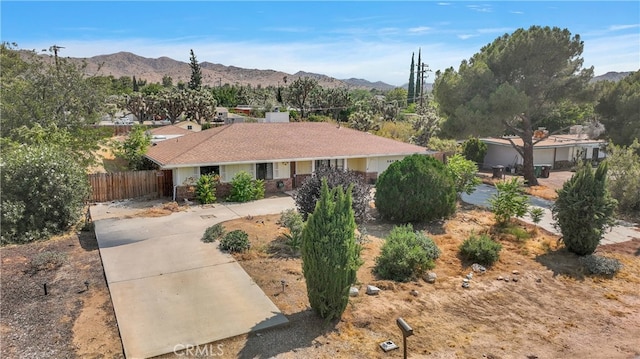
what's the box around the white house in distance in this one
[144,122,437,200]
[481,128,607,171]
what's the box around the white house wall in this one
[484,144,521,168]
[534,148,555,165]
[368,155,408,174]
[175,167,199,186]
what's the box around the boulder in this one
[366,285,380,295]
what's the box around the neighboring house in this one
[144,122,435,200]
[148,125,192,143]
[225,113,247,124]
[175,120,201,132]
[481,133,607,171]
[262,111,290,123]
[213,107,229,125]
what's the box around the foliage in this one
[286,77,319,119]
[202,224,225,243]
[295,166,371,223]
[446,154,481,195]
[459,233,502,266]
[348,106,379,132]
[374,224,441,282]
[188,49,202,90]
[579,255,623,277]
[605,140,640,216]
[112,124,152,170]
[1,144,90,244]
[434,26,593,186]
[596,70,640,147]
[183,88,217,124]
[373,121,414,143]
[528,207,545,224]
[385,87,408,108]
[195,174,218,204]
[228,171,265,202]
[553,162,617,255]
[461,137,488,165]
[407,52,416,104]
[301,179,361,321]
[489,178,530,226]
[428,137,460,153]
[375,154,456,223]
[411,102,441,147]
[219,230,250,252]
[279,209,304,252]
[29,251,68,272]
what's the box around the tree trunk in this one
[521,127,539,186]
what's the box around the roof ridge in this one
[151,124,231,164]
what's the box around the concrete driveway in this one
[92,196,295,358]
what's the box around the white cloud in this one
[608,24,640,31]
[510,11,524,15]
[437,2,451,5]
[408,26,432,34]
[457,34,476,40]
[467,4,492,13]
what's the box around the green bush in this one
[29,250,68,272]
[553,162,617,255]
[446,154,481,195]
[1,144,90,244]
[375,154,456,223]
[461,137,487,165]
[374,224,441,282]
[579,255,623,277]
[195,174,218,204]
[459,233,502,266]
[228,171,265,202]
[489,178,529,226]
[279,209,304,252]
[219,229,250,252]
[528,207,545,224]
[201,223,225,243]
[605,140,640,216]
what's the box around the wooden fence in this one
[88,170,172,202]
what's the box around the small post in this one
[43,283,48,296]
[396,317,414,359]
[281,280,286,292]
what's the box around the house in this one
[481,133,607,171]
[144,122,435,200]
[148,125,192,143]
[175,120,201,132]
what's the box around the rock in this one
[410,290,419,297]
[349,287,359,297]
[472,263,487,273]
[536,278,542,283]
[466,272,473,280]
[366,285,380,295]
[517,261,522,265]
[504,276,510,282]
[512,277,519,282]
[512,270,520,275]
[424,272,437,284]
[462,280,470,288]
[497,276,504,281]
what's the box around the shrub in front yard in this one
[29,251,68,272]
[579,255,623,277]
[279,209,304,252]
[201,223,225,243]
[459,233,502,266]
[195,174,218,204]
[489,178,529,226]
[228,171,264,202]
[219,230,250,252]
[375,224,441,282]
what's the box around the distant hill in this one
[52,51,396,90]
[591,71,634,83]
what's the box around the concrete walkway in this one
[92,196,296,359]
[461,184,639,245]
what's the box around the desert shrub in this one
[461,137,487,165]
[489,178,529,226]
[195,174,218,204]
[528,207,545,224]
[459,233,502,266]
[375,154,456,223]
[302,179,361,321]
[579,255,622,277]
[501,224,531,241]
[605,140,640,216]
[219,229,250,252]
[228,171,264,202]
[30,251,68,272]
[553,162,617,255]
[446,153,481,195]
[295,166,371,223]
[279,209,304,252]
[201,223,225,243]
[112,124,151,170]
[375,224,441,282]
[1,144,90,244]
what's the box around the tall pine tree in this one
[415,48,422,104]
[407,52,415,104]
[302,179,361,321]
[188,49,202,90]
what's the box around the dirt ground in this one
[2,190,639,358]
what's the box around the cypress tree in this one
[415,48,422,104]
[188,49,202,90]
[301,179,361,321]
[132,75,139,92]
[407,52,415,104]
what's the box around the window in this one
[256,163,273,180]
[187,125,193,130]
[315,159,345,170]
[200,166,220,176]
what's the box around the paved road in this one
[91,196,295,359]
[461,184,639,245]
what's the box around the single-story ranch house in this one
[481,133,607,171]
[144,122,436,200]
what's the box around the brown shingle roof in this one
[149,125,192,136]
[145,122,428,167]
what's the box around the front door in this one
[290,162,297,188]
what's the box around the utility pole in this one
[416,62,432,107]
[50,45,65,73]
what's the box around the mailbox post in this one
[396,317,413,359]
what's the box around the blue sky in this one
[2,1,639,86]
